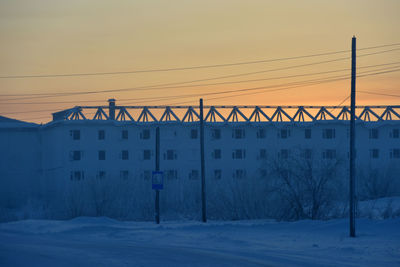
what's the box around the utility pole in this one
[350,36,356,237]
[200,98,207,222]
[155,127,160,224]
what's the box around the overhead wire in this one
[0,42,399,79]
[2,66,400,115]
[1,47,399,102]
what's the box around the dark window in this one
[305,129,311,139]
[232,129,245,139]
[214,169,222,180]
[391,129,399,139]
[278,129,290,139]
[322,149,336,159]
[232,149,245,159]
[122,130,128,140]
[189,170,199,180]
[190,129,198,139]
[98,150,106,160]
[165,150,177,160]
[303,149,312,159]
[98,130,105,140]
[97,171,106,179]
[121,150,129,160]
[370,149,379,159]
[120,170,129,179]
[71,151,81,161]
[322,129,335,139]
[234,169,246,179]
[369,129,379,139]
[259,149,267,159]
[390,149,400,159]
[260,169,267,178]
[211,129,221,140]
[141,170,151,180]
[257,129,266,139]
[212,149,221,159]
[166,170,178,180]
[70,130,80,140]
[143,149,151,160]
[279,149,289,159]
[70,171,84,181]
[140,129,150,140]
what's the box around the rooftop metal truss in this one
[52,104,400,123]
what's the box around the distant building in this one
[1,100,399,206]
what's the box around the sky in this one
[0,0,399,123]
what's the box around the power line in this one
[2,47,399,102]
[359,91,400,98]
[3,61,400,104]
[2,67,399,115]
[1,42,399,79]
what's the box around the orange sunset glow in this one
[0,0,399,123]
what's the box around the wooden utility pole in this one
[155,126,160,224]
[350,36,356,237]
[200,98,207,222]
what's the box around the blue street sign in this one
[152,171,164,190]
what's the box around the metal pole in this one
[350,36,356,237]
[155,126,160,224]
[200,99,207,222]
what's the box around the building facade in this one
[1,100,400,207]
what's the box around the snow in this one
[1,217,399,266]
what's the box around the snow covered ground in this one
[0,217,399,267]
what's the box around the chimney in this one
[108,99,116,120]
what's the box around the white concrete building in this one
[1,100,400,207]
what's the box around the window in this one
[143,149,151,160]
[122,130,128,140]
[98,150,106,160]
[278,129,290,139]
[189,170,199,180]
[214,169,222,180]
[390,129,399,139]
[212,149,221,159]
[322,129,335,139]
[257,129,266,139]
[369,129,379,139]
[232,129,245,139]
[305,129,312,139]
[140,129,150,140]
[279,149,289,159]
[70,171,84,181]
[258,149,267,160]
[71,150,81,161]
[233,169,246,179]
[211,129,221,140]
[98,130,105,140]
[232,149,246,159]
[390,149,400,159]
[97,171,106,179]
[260,169,267,178]
[166,170,178,180]
[120,170,129,179]
[121,150,129,160]
[165,149,177,160]
[190,129,198,139]
[70,130,80,140]
[303,149,312,159]
[141,170,151,180]
[322,149,336,159]
[370,149,379,159]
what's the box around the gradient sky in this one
[0,0,399,123]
